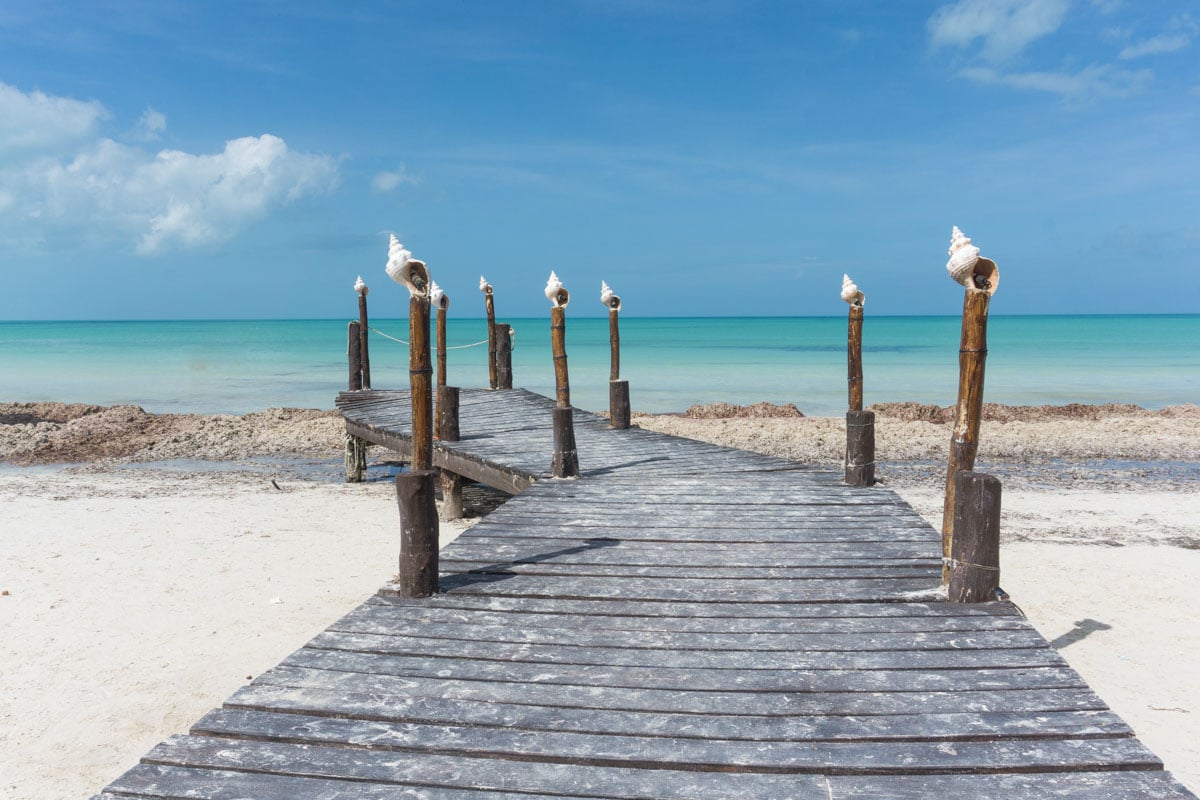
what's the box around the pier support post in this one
[396,470,439,597]
[495,324,513,390]
[439,471,465,522]
[344,432,367,483]
[482,278,498,389]
[552,406,580,478]
[844,410,875,486]
[357,284,371,390]
[949,471,1002,603]
[347,321,363,392]
[409,295,434,472]
[609,380,631,430]
[437,385,460,442]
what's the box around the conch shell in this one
[430,280,449,311]
[945,226,999,294]
[600,280,621,312]
[354,275,368,296]
[384,234,429,297]
[479,275,493,295]
[840,274,864,307]
[545,271,569,307]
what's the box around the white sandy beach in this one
[1,402,1198,798]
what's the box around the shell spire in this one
[384,234,429,297]
[430,280,448,310]
[479,275,493,295]
[840,274,864,307]
[354,275,368,296]
[944,226,1000,294]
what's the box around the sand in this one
[1,401,1198,798]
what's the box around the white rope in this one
[368,327,489,350]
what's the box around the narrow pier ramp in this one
[95,389,1196,799]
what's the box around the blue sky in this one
[1,0,1197,319]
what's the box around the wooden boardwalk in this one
[94,389,1196,799]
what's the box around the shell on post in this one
[946,226,999,295]
[385,234,430,297]
[840,274,864,307]
[430,281,449,312]
[354,275,369,297]
[479,275,493,296]
[600,280,621,312]
[545,271,570,308]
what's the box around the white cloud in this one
[0,81,107,155]
[928,0,1070,62]
[372,164,419,192]
[137,108,167,139]
[1119,16,1197,60]
[961,63,1152,99]
[0,83,339,254]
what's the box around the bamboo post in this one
[546,272,579,477]
[940,227,1000,583]
[841,275,872,485]
[355,277,371,390]
[948,471,1002,603]
[431,283,449,438]
[601,280,630,430]
[495,323,513,389]
[385,235,439,597]
[481,276,497,389]
[347,320,363,392]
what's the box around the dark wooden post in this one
[551,306,570,408]
[546,273,578,477]
[481,277,497,389]
[409,294,434,472]
[949,471,1002,603]
[433,285,449,438]
[437,385,459,442]
[439,471,465,522]
[845,410,875,486]
[495,324,513,389]
[941,227,999,583]
[602,281,630,430]
[347,320,363,391]
[396,470,438,597]
[847,305,863,412]
[356,278,371,390]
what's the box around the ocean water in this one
[0,315,1196,417]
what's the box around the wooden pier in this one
[94,389,1196,799]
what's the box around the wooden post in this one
[847,305,863,412]
[358,291,371,390]
[409,295,434,472]
[484,287,497,389]
[347,321,363,391]
[435,302,447,392]
[396,470,438,597]
[437,385,460,442]
[552,406,580,478]
[609,307,620,382]
[495,324,513,389]
[551,306,570,408]
[439,471,465,522]
[949,471,1002,603]
[942,288,991,582]
[609,380,631,430]
[344,431,367,483]
[845,409,875,486]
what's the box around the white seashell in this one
[600,280,621,312]
[384,234,428,296]
[479,275,492,295]
[430,281,449,311]
[354,275,368,296]
[545,271,569,308]
[840,274,864,307]
[945,226,981,288]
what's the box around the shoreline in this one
[2,400,1198,798]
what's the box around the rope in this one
[943,557,1000,572]
[368,326,488,350]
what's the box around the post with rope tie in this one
[356,276,371,389]
[601,281,630,430]
[948,471,1002,602]
[840,274,874,486]
[344,277,372,482]
[480,276,498,389]
[431,281,464,521]
[495,323,514,389]
[940,227,1000,584]
[386,236,439,598]
[546,272,579,478]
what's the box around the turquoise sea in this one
[0,315,1196,417]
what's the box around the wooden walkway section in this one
[94,389,1197,799]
